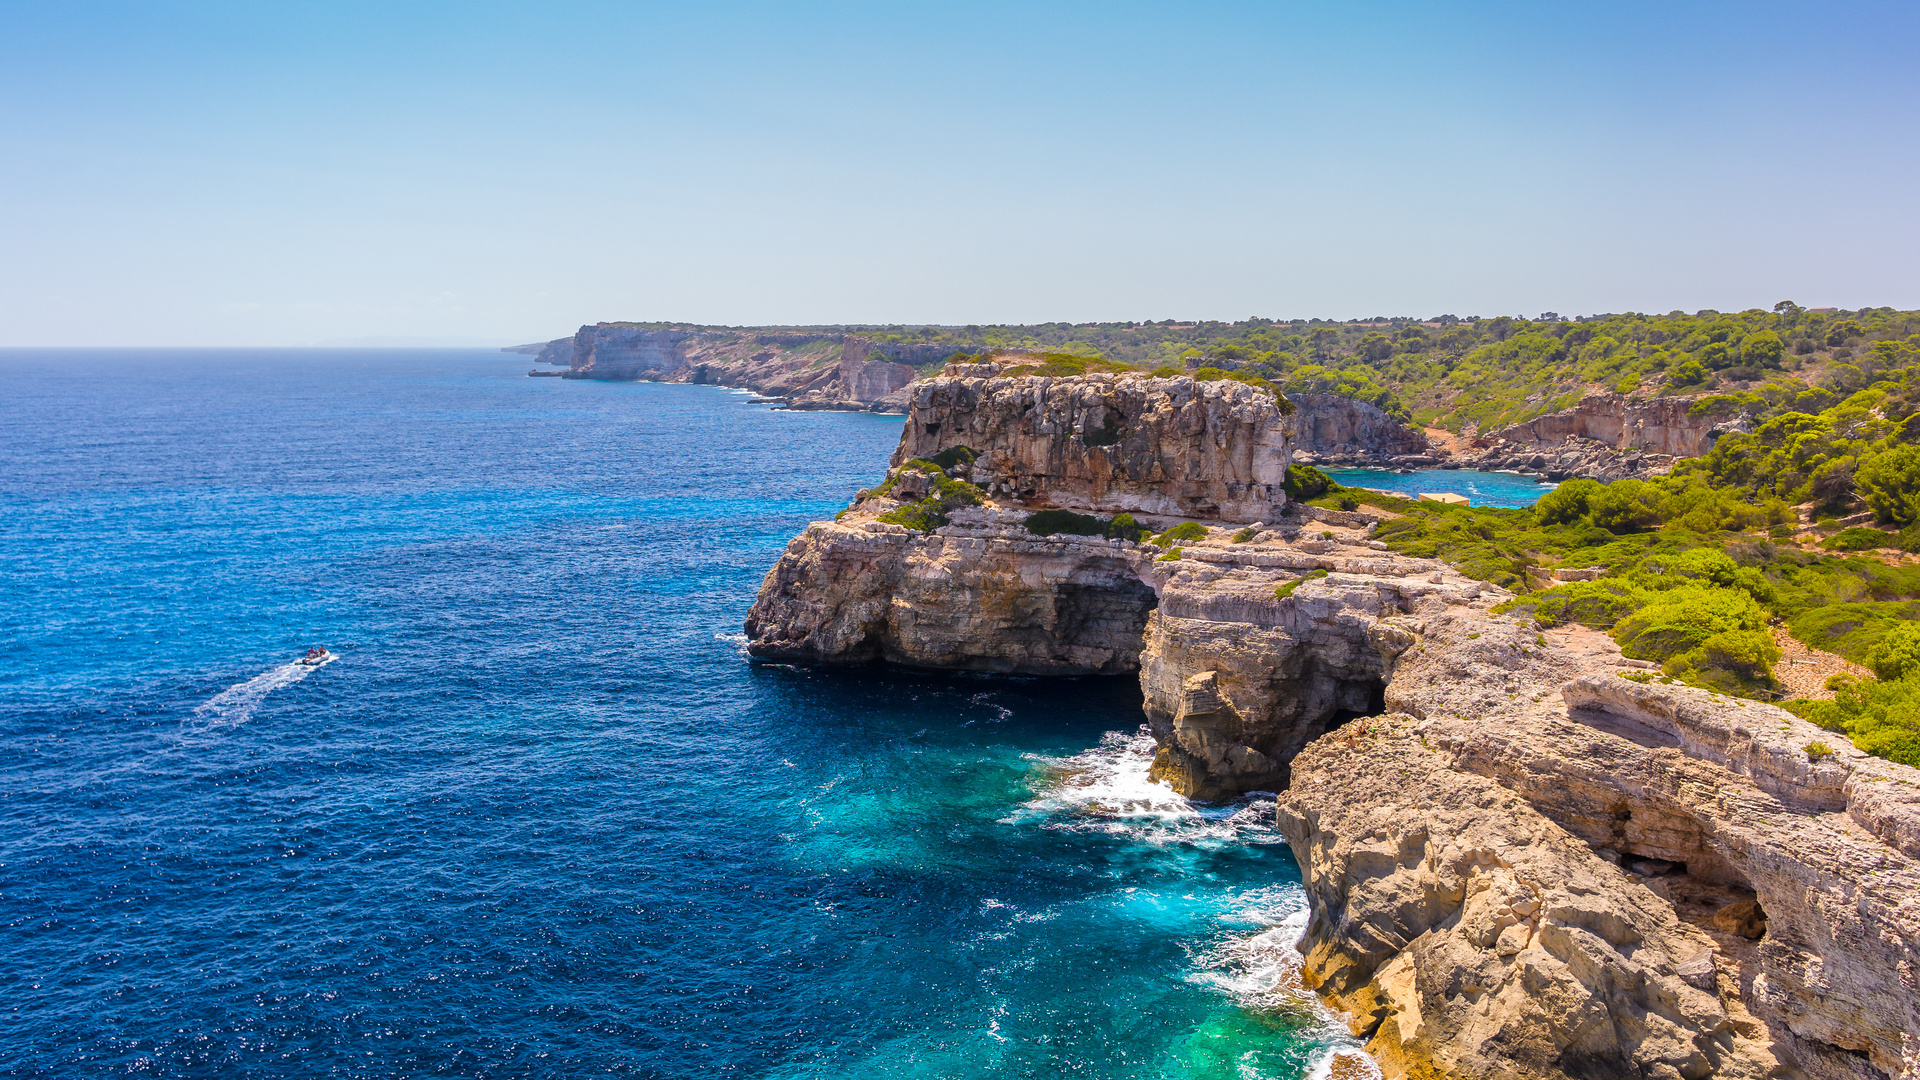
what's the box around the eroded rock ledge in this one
[744,372,1919,1080]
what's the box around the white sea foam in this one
[1004,727,1189,826]
[187,653,332,729]
[714,631,750,658]
[1186,886,1312,1006]
[1005,725,1275,848]
[1189,884,1382,1079]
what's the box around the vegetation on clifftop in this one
[1318,453,1920,762]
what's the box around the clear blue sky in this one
[3,1,1916,345]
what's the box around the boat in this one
[297,646,333,666]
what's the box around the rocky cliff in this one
[1461,393,1754,479]
[891,370,1294,522]
[1288,393,1435,466]
[558,324,919,411]
[743,370,1920,1080]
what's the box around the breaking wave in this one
[1005,725,1277,847]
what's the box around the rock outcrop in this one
[1288,393,1435,466]
[745,371,1919,1080]
[1459,394,1754,479]
[893,371,1294,522]
[744,506,1159,674]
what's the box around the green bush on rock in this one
[1023,509,1152,542]
[1495,579,1640,629]
[874,461,985,532]
[1613,584,1768,664]
[1152,522,1208,548]
[1284,464,1331,501]
[1274,568,1328,599]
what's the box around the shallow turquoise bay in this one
[0,350,1359,1078]
[1324,466,1555,508]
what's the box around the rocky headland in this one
[744,368,1919,1080]
[525,324,928,411]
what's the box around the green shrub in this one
[1150,366,1181,378]
[1274,568,1328,599]
[1153,522,1208,548]
[1338,494,1359,511]
[1824,526,1898,551]
[1664,627,1782,695]
[878,499,949,532]
[1284,464,1331,500]
[1157,547,1184,562]
[1105,513,1152,542]
[874,465,985,532]
[1535,478,1601,526]
[1796,675,1920,766]
[1857,444,1920,526]
[1025,509,1106,537]
[1805,741,1836,761]
[1494,579,1640,629]
[1866,623,1920,681]
[1024,509,1152,542]
[1589,479,1665,532]
[1613,584,1768,664]
[1787,601,1920,661]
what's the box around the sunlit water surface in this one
[0,350,1361,1078]
[1324,466,1554,508]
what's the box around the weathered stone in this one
[1288,392,1430,464]
[1456,393,1755,480]
[893,373,1294,522]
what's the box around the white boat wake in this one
[189,651,333,728]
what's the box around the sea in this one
[1323,467,1552,509]
[0,349,1373,1079]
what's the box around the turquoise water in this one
[1324,467,1555,508]
[0,350,1356,1078]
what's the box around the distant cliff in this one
[559,324,919,412]
[1287,393,1433,465]
[1461,393,1754,480]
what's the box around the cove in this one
[1322,466,1555,508]
[0,349,1356,1078]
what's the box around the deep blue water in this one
[0,351,1351,1078]
[1324,467,1554,508]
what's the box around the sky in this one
[3,0,1917,346]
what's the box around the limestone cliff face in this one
[744,507,1158,675]
[1278,623,1920,1080]
[1458,393,1755,479]
[1481,393,1743,456]
[560,324,919,411]
[893,372,1294,522]
[1288,393,1433,465]
[744,371,1919,1080]
[569,325,692,379]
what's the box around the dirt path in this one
[1424,427,1473,455]
[1773,625,1872,700]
